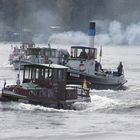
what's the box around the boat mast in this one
[99,46,102,63]
[16,56,21,85]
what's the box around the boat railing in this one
[65,57,87,61]
[102,69,121,77]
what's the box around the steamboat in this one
[0,63,90,110]
[64,22,127,89]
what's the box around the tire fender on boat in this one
[79,62,85,72]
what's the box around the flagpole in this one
[99,56,101,63]
[99,46,102,63]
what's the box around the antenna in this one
[48,60,53,67]
[99,46,102,63]
[3,79,6,88]
[16,56,21,85]
[48,43,51,48]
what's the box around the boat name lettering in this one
[70,73,80,77]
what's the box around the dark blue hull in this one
[67,69,127,90]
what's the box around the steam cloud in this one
[48,31,88,45]
[32,10,62,43]
[48,20,140,46]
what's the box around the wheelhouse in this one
[44,48,57,58]
[70,46,97,59]
[27,48,57,57]
[22,42,35,48]
[27,48,42,55]
[23,64,68,87]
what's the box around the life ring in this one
[79,63,86,72]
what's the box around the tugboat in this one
[65,22,127,90]
[0,63,90,110]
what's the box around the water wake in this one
[88,94,140,113]
[1,94,140,114]
[0,102,71,113]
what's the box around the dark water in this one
[0,43,140,140]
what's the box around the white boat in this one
[9,42,69,70]
[64,22,127,90]
[9,42,35,70]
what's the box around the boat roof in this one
[22,41,35,45]
[66,84,82,88]
[71,46,95,49]
[24,64,69,69]
[27,47,57,50]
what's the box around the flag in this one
[83,79,88,90]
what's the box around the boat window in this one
[34,68,39,79]
[71,48,73,57]
[71,48,97,59]
[79,49,89,59]
[45,68,52,79]
[90,48,97,59]
[24,67,31,79]
[46,50,49,57]
[39,68,45,79]
[62,70,66,80]
[58,70,62,81]
[31,68,36,80]
[46,50,56,57]
[74,48,77,57]
[58,69,66,81]
[71,48,89,58]
[45,69,49,78]
[51,50,56,57]
[88,49,93,59]
[48,68,52,79]
[52,69,58,80]
[71,48,78,57]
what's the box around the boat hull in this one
[67,70,127,90]
[0,89,90,110]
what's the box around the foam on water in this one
[0,102,75,113]
[90,94,119,111]
[87,92,140,113]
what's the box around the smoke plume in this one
[48,20,140,46]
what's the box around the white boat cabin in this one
[66,46,98,75]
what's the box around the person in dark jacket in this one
[79,49,88,59]
[117,62,123,76]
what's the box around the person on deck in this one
[95,61,103,73]
[79,49,88,59]
[117,62,123,76]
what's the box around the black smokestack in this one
[89,22,96,31]
[89,22,96,47]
